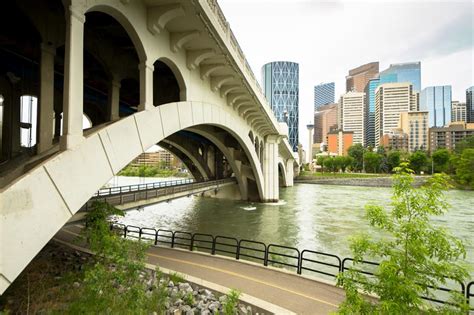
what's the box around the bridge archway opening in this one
[278,162,287,187]
[153,60,184,106]
[0,1,42,165]
[82,11,141,122]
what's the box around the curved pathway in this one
[55,225,346,314]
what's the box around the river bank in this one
[0,242,261,314]
[295,175,428,187]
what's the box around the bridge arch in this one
[85,4,148,63]
[155,57,188,102]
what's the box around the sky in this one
[218,0,474,152]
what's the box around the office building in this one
[375,82,412,146]
[262,61,299,151]
[467,86,474,123]
[327,130,353,156]
[340,92,365,145]
[381,130,409,152]
[451,101,466,123]
[314,82,335,110]
[399,111,429,152]
[364,75,397,147]
[346,62,379,92]
[313,103,338,145]
[429,122,474,151]
[420,85,452,128]
[379,62,421,92]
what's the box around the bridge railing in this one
[94,178,195,197]
[109,223,473,311]
[82,178,236,211]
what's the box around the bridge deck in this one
[55,225,345,314]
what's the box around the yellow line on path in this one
[59,228,338,308]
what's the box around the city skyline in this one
[218,0,473,152]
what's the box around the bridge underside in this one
[0,0,297,294]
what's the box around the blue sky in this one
[218,0,473,150]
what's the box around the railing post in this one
[190,235,194,251]
[139,228,142,241]
[297,254,302,275]
[124,226,128,238]
[236,242,240,260]
[171,232,175,248]
[264,246,269,266]
[154,230,158,246]
[211,237,216,255]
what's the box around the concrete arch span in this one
[0,101,267,293]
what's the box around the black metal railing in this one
[95,179,195,197]
[82,178,236,210]
[109,223,474,310]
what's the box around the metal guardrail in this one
[82,178,236,210]
[110,223,474,310]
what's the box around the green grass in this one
[298,171,390,179]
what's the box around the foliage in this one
[69,201,168,313]
[386,151,401,173]
[432,148,451,173]
[323,157,337,173]
[454,135,474,154]
[454,148,474,189]
[409,150,428,174]
[336,164,469,314]
[222,289,241,315]
[363,151,382,173]
[348,144,365,172]
[118,164,189,178]
[169,272,185,284]
[316,156,326,173]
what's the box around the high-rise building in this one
[380,62,421,92]
[375,82,413,146]
[399,111,429,152]
[327,130,353,156]
[420,85,452,128]
[429,122,474,152]
[262,61,299,151]
[364,75,397,147]
[467,86,474,123]
[451,101,466,123]
[314,82,335,110]
[346,62,379,92]
[340,92,365,145]
[313,103,338,145]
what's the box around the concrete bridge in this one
[0,0,298,294]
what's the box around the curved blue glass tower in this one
[261,61,299,151]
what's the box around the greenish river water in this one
[113,177,474,278]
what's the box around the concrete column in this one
[286,158,294,187]
[263,135,280,202]
[60,6,85,150]
[138,61,154,111]
[108,79,121,121]
[37,43,56,153]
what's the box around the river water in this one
[110,176,474,277]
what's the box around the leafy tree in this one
[387,151,401,173]
[376,146,386,156]
[432,148,451,173]
[341,156,354,173]
[316,156,326,173]
[337,164,469,314]
[348,144,365,172]
[455,148,474,189]
[69,201,168,313]
[323,157,336,173]
[363,152,382,173]
[409,150,428,174]
[334,156,346,173]
[454,135,474,154]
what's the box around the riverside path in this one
[54,225,346,314]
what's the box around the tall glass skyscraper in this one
[262,61,299,151]
[364,74,397,147]
[420,86,452,127]
[467,86,474,123]
[314,82,335,110]
[379,62,421,92]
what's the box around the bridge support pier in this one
[263,135,280,202]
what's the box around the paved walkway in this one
[55,225,346,314]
